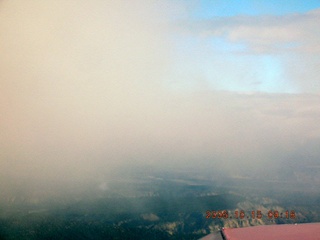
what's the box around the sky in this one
[168,0,320,93]
[0,0,320,193]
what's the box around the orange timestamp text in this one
[205,210,296,220]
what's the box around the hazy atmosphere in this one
[1,1,320,239]
[1,0,320,196]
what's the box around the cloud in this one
[0,1,320,197]
[171,8,320,93]
[0,0,172,185]
[197,8,320,54]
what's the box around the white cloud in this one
[171,8,320,93]
[0,1,320,195]
[196,9,320,54]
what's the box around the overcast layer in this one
[1,1,320,192]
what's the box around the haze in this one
[1,0,320,195]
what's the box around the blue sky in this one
[169,0,320,93]
[192,0,320,18]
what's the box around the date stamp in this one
[205,210,296,220]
